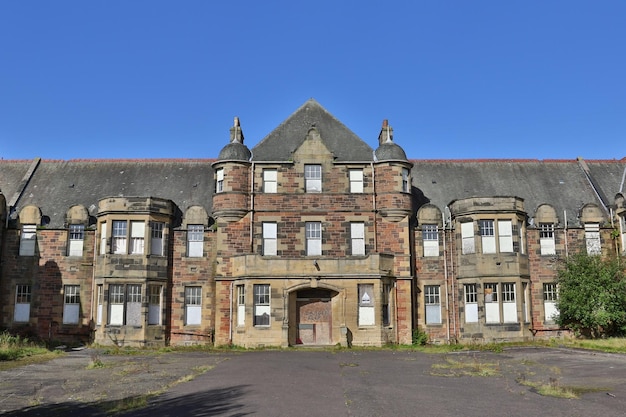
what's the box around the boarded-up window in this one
[498,220,513,253]
[109,284,125,325]
[539,223,556,255]
[480,220,496,254]
[423,224,439,257]
[485,283,499,323]
[358,284,375,326]
[464,284,478,323]
[424,285,441,324]
[185,286,202,325]
[306,222,322,256]
[585,223,601,255]
[461,222,475,254]
[237,285,245,327]
[112,221,127,254]
[263,223,277,256]
[63,285,80,324]
[19,225,37,256]
[253,284,270,326]
[351,222,365,256]
[148,285,161,325]
[126,284,142,326]
[14,284,31,322]
[349,169,363,193]
[263,169,277,193]
[150,222,164,256]
[543,283,558,323]
[68,224,84,257]
[187,225,204,257]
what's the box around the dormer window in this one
[305,164,322,193]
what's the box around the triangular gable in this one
[252,99,373,162]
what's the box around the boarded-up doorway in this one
[296,289,332,345]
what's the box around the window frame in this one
[68,224,85,257]
[185,286,202,326]
[148,284,162,325]
[63,285,81,324]
[422,224,439,257]
[19,224,37,256]
[187,224,204,257]
[236,285,245,327]
[479,219,496,254]
[262,222,277,256]
[215,168,224,193]
[402,168,410,193]
[150,221,165,256]
[358,284,375,326]
[14,284,32,322]
[349,169,364,193]
[304,164,322,193]
[464,284,478,323]
[263,169,277,193]
[543,283,558,323]
[129,221,145,255]
[112,220,128,254]
[253,284,271,326]
[305,222,322,256]
[585,223,601,255]
[424,285,442,325]
[539,223,556,255]
[350,222,365,256]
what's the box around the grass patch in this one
[0,331,61,370]
[431,357,500,377]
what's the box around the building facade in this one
[1,99,625,347]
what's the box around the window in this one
[402,168,410,193]
[543,283,558,323]
[502,283,517,323]
[19,225,37,256]
[358,284,375,326]
[185,286,202,325]
[68,224,85,256]
[539,223,555,255]
[14,284,31,322]
[306,222,322,256]
[236,285,245,327]
[126,284,142,326]
[187,225,204,257]
[63,285,80,324]
[464,284,478,323]
[422,224,439,257]
[263,222,277,256]
[150,222,164,256]
[253,284,270,326]
[461,221,475,254]
[498,220,513,253]
[130,221,145,255]
[305,164,322,192]
[350,222,365,256]
[215,168,224,193]
[382,283,392,326]
[263,169,277,193]
[484,283,499,323]
[620,215,626,254]
[585,223,601,255]
[112,220,127,254]
[349,169,363,193]
[100,222,107,255]
[148,285,162,325]
[109,284,125,325]
[96,285,103,325]
[517,220,525,254]
[479,220,496,254]
[424,285,441,324]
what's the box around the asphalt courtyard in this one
[1,347,626,416]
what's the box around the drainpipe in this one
[229,281,234,344]
[249,156,255,251]
[371,162,377,252]
[443,216,450,343]
[563,210,569,258]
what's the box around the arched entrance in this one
[295,288,334,345]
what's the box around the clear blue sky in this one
[1,1,625,161]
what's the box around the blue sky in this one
[1,1,625,161]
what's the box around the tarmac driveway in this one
[1,347,625,416]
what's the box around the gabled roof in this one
[0,159,216,228]
[412,158,626,225]
[252,99,373,162]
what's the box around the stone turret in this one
[212,117,251,222]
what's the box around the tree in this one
[556,253,626,338]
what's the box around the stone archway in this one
[295,288,334,345]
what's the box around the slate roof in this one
[252,99,374,162]
[411,158,626,225]
[0,159,216,228]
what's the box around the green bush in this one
[412,327,428,346]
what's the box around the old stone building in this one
[1,99,625,347]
